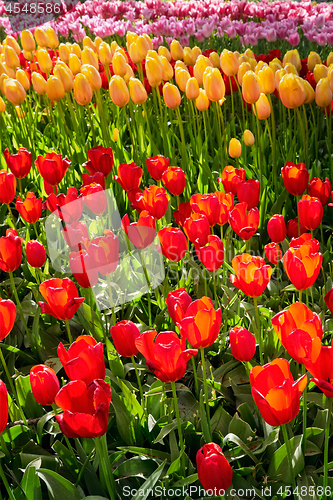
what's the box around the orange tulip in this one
[230,253,272,297]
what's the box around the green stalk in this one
[296,107,307,165]
[86,104,97,144]
[253,297,264,365]
[106,275,116,326]
[0,347,26,424]
[65,320,73,344]
[282,424,297,491]
[9,273,31,346]
[301,365,308,457]
[171,381,185,474]
[131,356,144,408]
[200,348,212,439]
[229,76,236,136]
[6,205,16,230]
[255,113,263,194]
[324,398,333,500]
[94,435,116,500]
[0,462,16,500]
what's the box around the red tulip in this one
[127,187,146,213]
[26,240,46,268]
[272,302,323,365]
[0,380,8,434]
[228,202,260,241]
[146,155,169,181]
[84,146,114,177]
[184,213,210,247]
[303,341,333,398]
[142,185,169,220]
[230,253,272,297]
[0,229,23,273]
[195,235,224,272]
[82,172,105,190]
[35,153,70,186]
[229,326,256,362]
[173,202,192,228]
[4,147,32,179]
[178,296,222,349]
[44,180,58,196]
[16,192,42,224]
[55,379,112,438]
[0,297,16,341]
[281,161,309,196]
[110,320,140,357]
[69,249,99,288]
[135,330,197,383]
[166,288,192,325]
[219,165,246,195]
[196,443,233,494]
[283,240,322,290]
[158,227,187,262]
[39,278,85,321]
[237,179,260,209]
[0,170,16,205]
[308,177,331,206]
[30,365,60,406]
[121,211,156,249]
[162,166,186,196]
[63,221,90,252]
[87,230,119,276]
[191,193,219,227]
[114,162,143,192]
[80,183,107,215]
[298,195,323,230]
[57,335,105,385]
[267,214,287,243]
[215,191,234,225]
[325,288,333,315]
[250,358,307,426]
[45,187,82,224]
[286,217,307,239]
[264,242,282,265]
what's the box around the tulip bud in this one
[315,77,332,108]
[126,31,138,48]
[160,56,174,81]
[209,51,220,68]
[59,43,70,63]
[81,64,102,91]
[275,68,287,92]
[192,46,202,62]
[186,77,200,100]
[242,71,261,104]
[31,72,47,95]
[238,54,249,65]
[71,43,81,58]
[83,36,96,52]
[229,138,241,158]
[163,82,181,109]
[137,35,150,59]
[112,51,127,77]
[45,27,59,49]
[110,41,120,57]
[113,128,119,142]
[34,27,49,48]
[109,75,129,107]
[26,240,47,268]
[253,93,271,120]
[283,49,301,71]
[5,36,20,55]
[183,47,195,66]
[99,42,112,66]
[257,66,275,94]
[4,46,19,69]
[303,80,315,104]
[129,77,147,104]
[237,61,252,85]
[244,48,255,59]
[249,58,257,71]
[327,52,333,67]
[244,129,255,146]
[0,97,5,113]
[30,365,60,405]
[3,78,26,105]
[37,48,53,74]
[74,73,93,105]
[284,63,298,75]
[279,74,305,109]
[53,65,73,93]
[145,56,163,87]
[220,49,239,77]
[170,40,183,61]
[196,88,209,111]
[46,75,65,102]
[158,46,171,62]
[269,59,282,74]
[308,51,321,72]
[255,61,267,74]
[203,67,225,102]
[69,53,81,75]
[230,327,256,362]
[94,36,103,51]
[21,30,36,52]
[175,68,190,92]
[314,64,328,84]
[16,69,30,90]
[81,47,98,70]
[193,55,212,85]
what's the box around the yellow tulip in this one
[80,64,101,91]
[313,64,328,84]
[193,55,212,85]
[4,46,19,69]
[136,35,150,60]
[5,36,21,55]
[16,69,30,90]
[74,73,93,105]
[253,93,271,120]
[99,42,112,66]
[192,46,202,63]
[170,40,183,61]
[308,51,321,72]
[83,36,96,52]
[37,48,53,74]
[315,77,332,108]
[109,75,129,107]
[244,48,255,59]
[242,71,261,104]
[34,28,49,48]
[45,27,59,49]
[327,52,333,67]
[175,68,190,92]
[220,49,239,77]
[303,80,315,104]
[112,52,128,77]
[94,37,103,51]
[229,138,241,158]
[209,51,220,69]
[3,78,26,105]
[255,61,267,74]
[283,49,301,72]
[69,54,82,75]
[163,82,181,109]
[113,128,119,142]
[279,74,305,109]
[31,72,47,95]
[81,48,99,70]
[71,43,82,58]
[257,66,275,95]
[124,64,134,84]
[237,62,251,85]
[59,43,70,63]
[244,129,255,146]
[129,77,147,104]
[21,30,36,52]
[158,46,171,62]
[269,60,282,74]
[126,32,138,48]
[46,75,65,101]
[203,67,225,102]
[195,88,210,111]
[186,77,200,100]
[160,56,174,81]
[0,74,9,94]
[284,63,298,75]
[145,56,163,87]
[53,65,74,93]
[183,47,195,66]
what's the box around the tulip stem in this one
[95,435,116,500]
[86,104,97,144]
[253,297,264,365]
[6,205,16,230]
[212,270,218,306]
[229,77,236,136]
[302,365,308,457]
[299,290,302,304]
[0,346,27,424]
[255,113,263,195]
[0,462,16,500]
[200,348,212,440]
[324,398,332,500]
[65,320,73,344]
[131,356,144,407]
[282,424,297,491]
[9,272,31,347]
[171,381,185,473]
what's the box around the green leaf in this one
[172,474,198,488]
[37,469,83,500]
[52,440,80,476]
[114,457,158,479]
[223,433,259,464]
[210,404,232,436]
[199,392,211,443]
[153,421,177,444]
[267,435,304,484]
[228,413,255,442]
[21,464,42,500]
[117,446,171,462]
[131,460,166,500]
[118,378,143,418]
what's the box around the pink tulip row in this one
[1,0,333,47]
